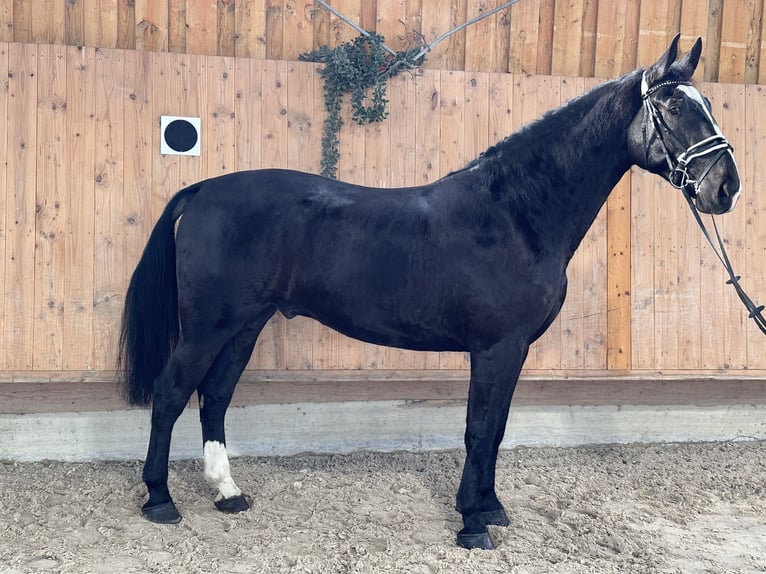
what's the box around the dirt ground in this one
[0,441,764,574]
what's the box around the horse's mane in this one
[459,70,643,175]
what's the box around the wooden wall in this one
[0,41,762,390]
[1,0,764,84]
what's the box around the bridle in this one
[640,73,766,335]
[640,73,733,198]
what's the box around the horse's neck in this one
[517,75,640,260]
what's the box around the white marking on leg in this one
[203,440,242,501]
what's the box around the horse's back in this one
[173,168,566,352]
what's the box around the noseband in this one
[640,73,733,198]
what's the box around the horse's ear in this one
[645,33,681,84]
[676,37,703,75]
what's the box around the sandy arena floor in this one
[0,441,764,573]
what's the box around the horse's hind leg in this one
[141,334,233,524]
[197,313,274,513]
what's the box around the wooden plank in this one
[704,0,724,82]
[233,54,263,172]
[78,0,119,49]
[362,66,396,370]
[464,70,489,160]
[283,60,316,370]
[558,76,608,370]
[286,61,318,172]
[464,1,509,73]
[265,0,284,58]
[259,58,289,170]
[328,0,361,46]
[12,0,33,43]
[65,0,85,46]
[630,163,657,370]
[388,73,417,186]
[204,55,236,177]
[234,0,266,58]
[508,0,539,73]
[579,0,598,77]
[176,52,204,189]
[117,0,136,49]
[0,43,8,368]
[760,1,766,83]
[636,0,672,69]
[524,75,561,370]
[323,53,369,370]
[167,0,187,53]
[150,51,183,224]
[375,0,407,52]
[282,0,314,60]
[594,0,640,78]
[92,47,125,371]
[31,0,65,44]
[420,0,467,70]
[398,67,441,370]
[744,83,766,368]
[5,374,766,414]
[559,78,586,370]
[135,0,169,52]
[122,50,153,303]
[0,4,12,42]
[381,69,429,371]
[308,64,365,370]
[713,83,749,369]
[698,83,747,370]
[63,46,96,370]
[436,69,466,371]
[744,0,763,84]
[187,0,217,55]
[250,59,290,370]
[487,69,513,144]
[218,0,237,56]
[32,44,67,370]
[312,0,331,49]
[536,0,555,75]
[551,0,584,76]
[607,172,632,370]
[678,0,709,83]
[651,148,681,369]
[717,0,747,83]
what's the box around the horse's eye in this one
[668,106,680,116]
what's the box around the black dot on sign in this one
[164,119,198,152]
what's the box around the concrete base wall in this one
[2,401,765,462]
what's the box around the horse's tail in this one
[118,184,202,406]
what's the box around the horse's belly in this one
[280,303,466,353]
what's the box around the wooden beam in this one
[3,371,766,414]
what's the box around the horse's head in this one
[627,35,741,214]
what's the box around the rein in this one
[680,189,766,335]
[641,73,766,335]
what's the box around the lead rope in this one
[680,187,766,335]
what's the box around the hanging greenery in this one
[300,33,424,179]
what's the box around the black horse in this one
[119,36,740,550]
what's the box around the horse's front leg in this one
[456,341,527,550]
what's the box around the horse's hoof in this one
[481,508,510,527]
[214,494,249,514]
[142,500,182,524]
[457,529,496,550]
